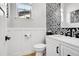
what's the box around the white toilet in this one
[33,43,46,56]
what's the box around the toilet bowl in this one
[33,43,46,56]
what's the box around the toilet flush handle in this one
[5,36,11,41]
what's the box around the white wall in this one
[7,28,46,56]
[8,3,46,28]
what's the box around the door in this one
[0,3,8,56]
[0,16,7,56]
[46,37,61,56]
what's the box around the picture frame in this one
[61,3,79,28]
[70,9,79,23]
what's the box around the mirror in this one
[70,9,79,23]
[61,3,79,28]
[16,3,32,19]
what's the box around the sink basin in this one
[46,35,79,48]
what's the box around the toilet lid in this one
[34,44,46,48]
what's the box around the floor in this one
[23,52,36,56]
[23,51,46,56]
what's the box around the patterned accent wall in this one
[60,28,79,38]
[46,3,61,35]
[46,3,79,38]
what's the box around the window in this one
[16,3,32,19]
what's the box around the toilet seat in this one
[34,44,46,49]
[33,43,46,56]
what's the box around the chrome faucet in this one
[72,28,79,37]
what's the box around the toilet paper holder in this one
[24,34,31,38]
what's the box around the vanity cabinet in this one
[61,45,79,56]
[46,37,61,56]
[46,35,79,56]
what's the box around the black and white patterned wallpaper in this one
[46,3,79,38]
[46,3,61,35]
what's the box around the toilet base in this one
[36,51,43,56]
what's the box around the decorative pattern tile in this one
[46,3,79,38]
[46,3,61,35]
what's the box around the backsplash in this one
[60,28,79,38]
[46,3,79,38]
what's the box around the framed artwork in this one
[61,3,79,28]
[70,9,79,23]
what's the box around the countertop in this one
[46,35,79,48]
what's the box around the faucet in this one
[72,28,79,37]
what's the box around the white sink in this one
[46,35,79,48]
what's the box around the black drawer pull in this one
[67,54,71,56]
[56,46,59,54]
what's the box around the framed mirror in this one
[16,3,32,19]
[70,9,79,23]
[61,3,79,28]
